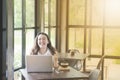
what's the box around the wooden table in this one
[20,67,89,80]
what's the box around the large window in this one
[13,0,57,79]
[67,0,120,80]
[14,0,35,79]
[14,0,35,70]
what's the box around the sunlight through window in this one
[106,0,120,12]
[105,0,120,26]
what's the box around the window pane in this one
[26,0,35,27]
[44,0,56,27]
[45,0,49,26]
[69,0,85,25]
[105,0,120,26]
[105,59,120,80]
[45,28,56,47]
[26,29,35,55]
[14,0,22,28]
[86,58,100,70]
[50,0,56,26]
[87,28,102,55]
[50,28,56,47]
[68,28,84,52]
[87,0,104,26]
[45,28,48,33]
[14,30,22,69]
[105,29,120,56]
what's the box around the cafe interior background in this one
[1,0,120,80]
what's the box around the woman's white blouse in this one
[37,48,52,56]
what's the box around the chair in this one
[88,55,105,80]
[66,49,82,71]
[89,69,101,80]
[65,59,82,71]
[58,49,82,71]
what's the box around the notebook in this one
[26,55,53,72]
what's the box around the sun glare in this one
[106,0,120,13]
[105,0,120,26]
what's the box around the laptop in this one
[26,55,53,72]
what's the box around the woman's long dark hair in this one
[30,32,56,55]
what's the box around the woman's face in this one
[37,34,49,48]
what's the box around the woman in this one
[30,32,59,68]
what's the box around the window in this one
[14,0,35,79]
[67,0,120,80]
[14,0,57,79]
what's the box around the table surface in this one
[20,67,89,80]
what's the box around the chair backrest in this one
[89,55,105,80]
[97,55,105,69]
[65,59,77,67]
[66,49,82,71]
[89,69,101,80]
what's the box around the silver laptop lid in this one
[26,55,53,72]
